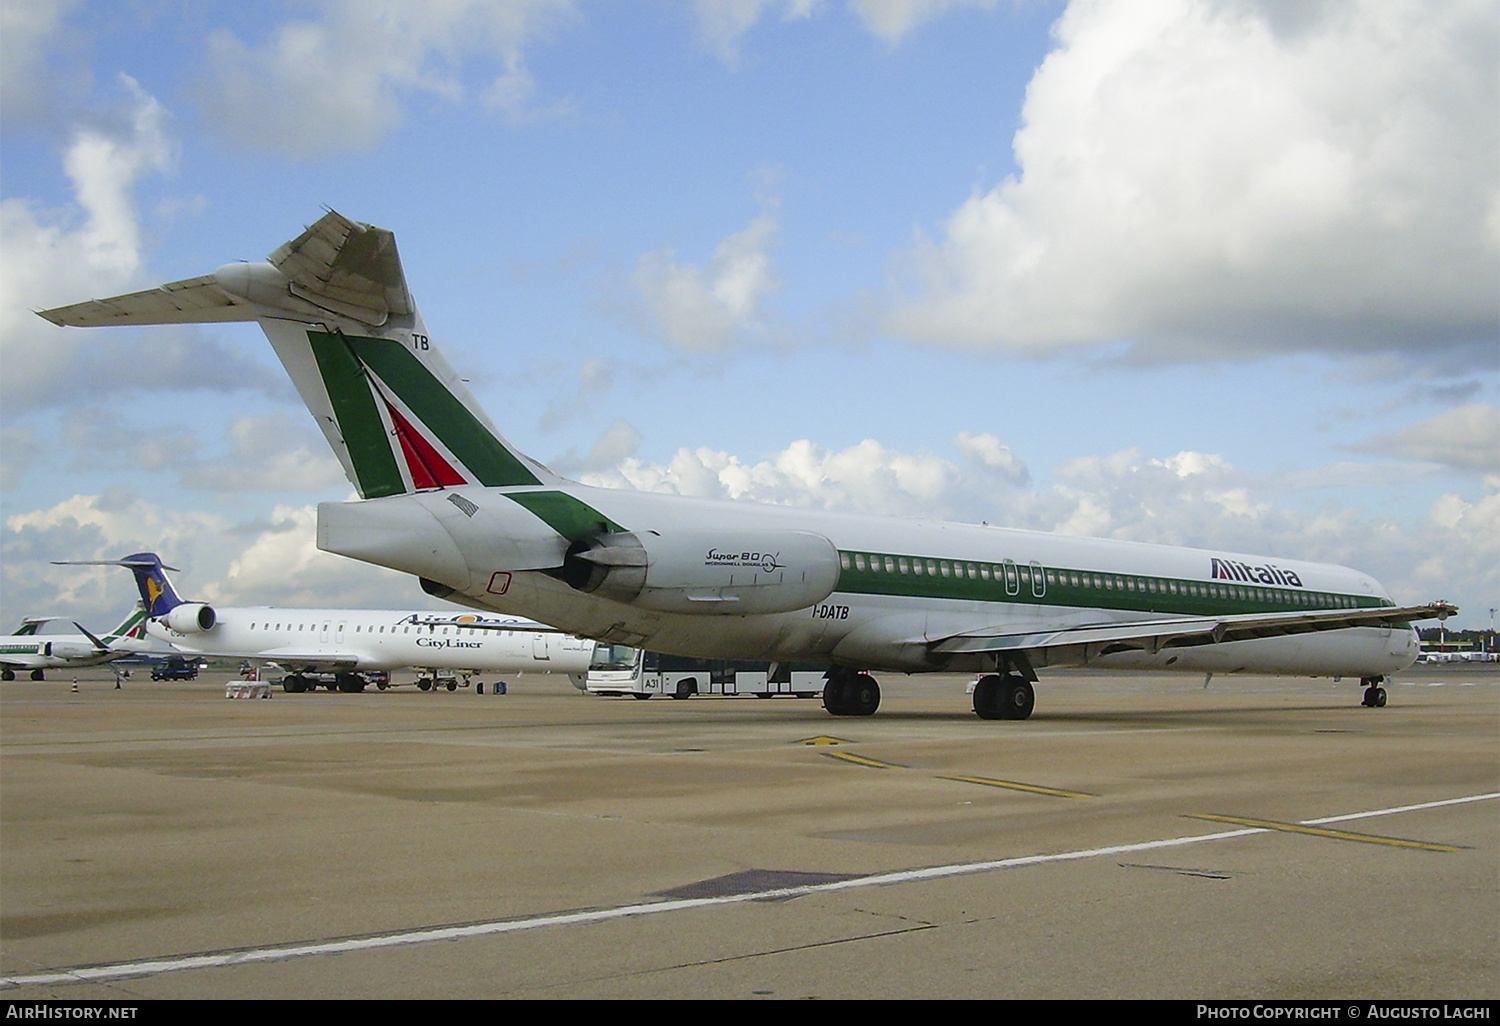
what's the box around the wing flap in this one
[252,651,361,672]
[37,275,254,327]
[932,602,1456,657]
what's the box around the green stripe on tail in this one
[343,335,541,488]
[309,331,407,498]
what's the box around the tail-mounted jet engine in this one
[42,640,99,660]
[557,529,841,616]
[159,603,217,633]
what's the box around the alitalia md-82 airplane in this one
[38,211,1455,719]
[59,553,595,693]
[1,607,150,680]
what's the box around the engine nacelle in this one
[562,529,840,616]
[161,602,217,633]
[43,640,97,660]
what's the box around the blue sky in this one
[2,0,1496,630]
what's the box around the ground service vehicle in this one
[587,644,826,700]
[151,655,199,681]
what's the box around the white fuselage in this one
[0,632,145,673]
[148,607,595,677]
[320,483,1421,680]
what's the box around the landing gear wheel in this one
[847,673,880,716]
[973,674,1004,720]
[973,674,1035,720]
[1002,677,1035,720]
[823,671,880,716]
[30,670,45,681]
[1362,685,1388,708]
[822,676,850,714]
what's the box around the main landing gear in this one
[1360,676,1388,708]
[822,668,881,716]
[972,673,1035,720]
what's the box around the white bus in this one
[585,644,827,700]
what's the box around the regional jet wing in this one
[36,275,255,327]
[248,651,361,673]
[930,601,1457,659]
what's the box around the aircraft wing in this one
[249,651,361,673]
[36,275,255,327]
[930,601,1456,659]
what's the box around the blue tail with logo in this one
[55,553,188,616]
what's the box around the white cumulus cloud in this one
[1350,403,1500,473]
[633,207,782,351]
[196,0,576,157]
[850,0,999,46]
[885,0,1499,362]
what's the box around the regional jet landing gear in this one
[972,673,1035,720]
[821,667,881,716]
[1360,675,1388,708]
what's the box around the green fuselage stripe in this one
[505,491,624,542]
[835,550,1384,618]
[340,334,540,488]
[309,331,406,499]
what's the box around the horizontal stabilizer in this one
[932,601,1457,657]
[37,275,254,327]
[270,210,411,326]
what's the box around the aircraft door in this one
[532,634,550,660]
[1002,560,1020,596]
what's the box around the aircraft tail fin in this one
[55,554,187,618]
[38,210,559,499]
[101,603,149,645]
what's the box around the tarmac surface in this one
[1,664,1496,1000]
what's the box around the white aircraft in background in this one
[1,607,151,680]
[59,553,594,693]
[39,211,1456,718]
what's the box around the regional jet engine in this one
[160,602,217,633]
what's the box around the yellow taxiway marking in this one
[1185,813,1467,852]
[822,751,906,769]
[937,774,1097,799]
[799,736,851,746]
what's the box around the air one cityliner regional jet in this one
[38,211,1455,719]
[60,553,594,693]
